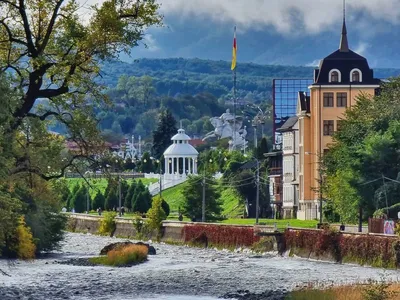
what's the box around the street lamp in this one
[84,171,92,214]
[202,158,213,222]
[305,152,323,225]
[115,159,122,217]
[244,154,260,224]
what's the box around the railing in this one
[65,172,145,179]
[269,167,282,176]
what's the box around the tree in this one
[92,191,106,210]
[141,152,154,173]
[182,176,222,221]
[105,186,118,211]
[152,109,178,158]
[132,190,152,214]
[66,183,80,210]
[255,137,269,160]
[124,181,137,210]
[0,0,162,180]
[323,78,400,221]
[72,185,90,213]
[147,196,166,241]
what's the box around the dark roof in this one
[313,20,381,86]
[298,92,310,113]
[276,116,298,132]
[239,160,258,170]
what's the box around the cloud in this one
[159,0,400,34]
[353,42,369,56]
[142,34,160,52]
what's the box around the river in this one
[1,232,399,300]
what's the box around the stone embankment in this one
[1,232,399,300]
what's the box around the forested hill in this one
[100,58,400,101]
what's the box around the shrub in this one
[14,217,36,260]
[25,208,67,253]
[147,197,166,241]
[363,279,397,300]
[89,244,148,267]
[284,229,398,268]
[132,214,152,240]
[182,224,259,248]
[98,212,117,236]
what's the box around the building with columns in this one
[163,128,199,179]
[295,15,381,220]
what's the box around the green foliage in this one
[323,78,400,221]
[92,191,106,210]
[152,109,178,159]
[124,181,137,209]
[141,152,154,173]
[25,207,67,253]
[72,185,90,213]
[0,190,22,257]
[147,196,166,241]
[13,217,36,260]
[132,190,152,214]
[161,199,170,217]
[182,176,222,221]
[362,279,397,300]
[98,212,117,236]
[105,185,118,210]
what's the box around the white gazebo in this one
[163,128,198,179]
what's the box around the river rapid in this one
[1,232,400,300]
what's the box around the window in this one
[330,71,339,82]
[323,120,334,136]
[323,92,334,107]
[337,120,344,131]
[350,69,362,82]
[337,92,347,107]
[352,71,360,82]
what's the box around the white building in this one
[163,128,199,180]
[277,116,300,218]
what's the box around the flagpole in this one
[232,26,237,151]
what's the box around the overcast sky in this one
[159,0,400,34]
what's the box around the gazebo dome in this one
[171,129,191,141]
[163,128,199,178]
[164,143,199,156]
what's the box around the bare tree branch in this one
[38,0,64,53]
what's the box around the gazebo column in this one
[172,157,175,175]
[177,157,180,175]
[188,158,192,174]
[183,157,186,176]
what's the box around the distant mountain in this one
[100,58,400,100]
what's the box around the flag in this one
[231,26,237,71]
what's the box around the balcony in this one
[269,167,282,176]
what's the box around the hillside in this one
[89,58,400,143]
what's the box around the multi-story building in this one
[278,115,300,218]
[296,17,381,220]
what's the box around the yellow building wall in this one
[302,86,377,201]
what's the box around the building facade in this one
[278,116,300,218]
[296,18,381,220]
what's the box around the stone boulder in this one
[100,241,156,256]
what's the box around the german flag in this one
[231,26,237,71]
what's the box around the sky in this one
[78,0,400,67]
[159,0,400,34]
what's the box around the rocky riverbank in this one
[1,232,399,300]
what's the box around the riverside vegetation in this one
[89,244,148,267]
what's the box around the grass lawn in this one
[156,182,187,213]
[220,218,319,229]
[219,187,244,218]
[67,178,158,198]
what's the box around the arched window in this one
[350,69,362,83]
[330,71,339,82]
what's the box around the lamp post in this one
[305,152,323,225]
[115,159,122,217]
[244,154,260,224]
[202,158,213,222]
[84,171,92,214]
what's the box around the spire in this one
[339,0,349,52]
